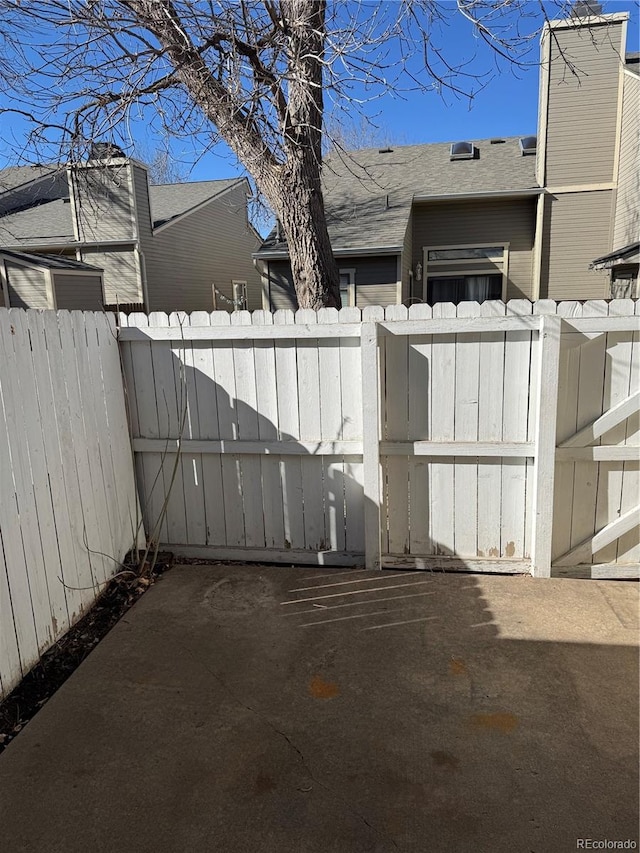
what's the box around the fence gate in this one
[551,303,639,578]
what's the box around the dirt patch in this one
[0,552,174,756]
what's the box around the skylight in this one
[450,141,475,161]
[520,136,537,156]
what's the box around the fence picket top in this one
[385,304,407,321]
[295,308,317,324]
[580,300,608,316]
[190,311,211,326]
[362,305,385,322]
[211,310,232,325]
[128,312,149,327]
[608,299,636,316]
[339,307,361,323]
[231,310,252,326]
[252,310,274,325]
[506,299,534,316]
[318,307,339,324]
[274,308,295,325]
[557,301,582,318]
[408,303,432,320]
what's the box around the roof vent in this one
[519,136,537,156]
[378,147,393,154]
[490,138,505,144]
[450,141,476,161]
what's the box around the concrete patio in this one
[0,564,637,852]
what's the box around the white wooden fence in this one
[0,309,141,699]
[119,299,639,580]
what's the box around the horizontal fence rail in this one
[0,309,142,699]
[119,299,639,581]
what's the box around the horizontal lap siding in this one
[79,247,141,305]
[53,273,105,310]
[144,184,262,313]
[541,191,612,299]
[545,22,624,186]
[614,73,639,249]
[6,263,49,308]
[73,166,136,243]
[267,256,400,309]
[411,199,536,299]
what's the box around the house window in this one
[423,244,508,305]
[339,268,356,307]
[232,280,248,310]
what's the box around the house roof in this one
[0,248,102,271]
[0,164,59,195]
[0,170,245,246]
[590,241,640,270]
[149,178,242,228]
[0,198,75,247]
[257,136,539,255]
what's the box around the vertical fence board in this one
[429,303,457,556]
[274,310,305,549]
[407,304,432,554]
[477,301,506,558]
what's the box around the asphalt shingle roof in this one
[0,248,102,271]
[0,165,59,195]
[149,178,241,228]
[259,136,539,253]
[0,198,75,246]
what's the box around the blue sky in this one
[0,0,638,186]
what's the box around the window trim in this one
[339,267,356,307]
[232,279,248,310]
[422,243,509,303]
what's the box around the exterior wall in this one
[411,198,536,300]
[266,256,400,310]
[542,19,625,187]
[5,262,49,308]
[613,72,639,248]
[540,190,612,299]
[78,247,142,305]
[144,183,261,313]
[70,162,136,243]
[53,273,105,310]
[401,212,413,304]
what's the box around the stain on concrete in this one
[469,712,519,733]
[253,773,277,795]
[449,658,468,676]
[203,576,274,614]
[308,675,339,700]
[430,750,459,770]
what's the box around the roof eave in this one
[253,244,403,260]
[413,188,543,203]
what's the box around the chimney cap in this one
[570,1,604,18]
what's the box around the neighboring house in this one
[0,249,104,310]
[0,157,262,312]
[255,8,639,308]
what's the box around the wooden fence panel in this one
[0,309,140,700]
[120,301,639,579]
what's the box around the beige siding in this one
[412,198,536,299]
[53,273,104,310]
[540,190,612,299]
[71,164,136,243]
[79,247,141,304]
[401,212,413,304]
[614,73,639,248]
[133,164,154,246]
[544,22,624,187]
[267,260,297,310]
[5,263,49,308]
[144,183,261,312]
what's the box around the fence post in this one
[531,314,562,577]
[361,322,381,570]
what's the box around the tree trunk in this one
[276,171,340,310]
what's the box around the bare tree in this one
[0,0,572,308]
